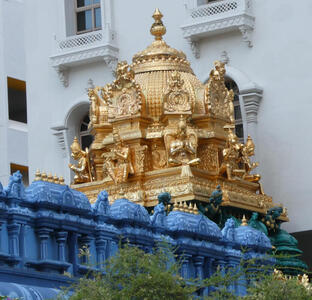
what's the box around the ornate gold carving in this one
[88,86,109,126]
[163,71,192,114]
[101,61,144,120]
[151,143,166,170]
[197,144,219,172]
[102,129,134,184]
[69,137,95,184]
[204,61,235,123]
[134,145,148,173]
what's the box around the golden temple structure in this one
[69,9,288,221]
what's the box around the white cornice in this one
[181,0,255,57]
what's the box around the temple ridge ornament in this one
[101,61,144,120]
[205,61,235,124]
[88,86,109,126]
[69,137,95,184]
[163,71,192,114]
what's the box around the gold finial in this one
[42,172,48,182]
[53,174,59,184]
[241,215,248,226]
[173,199,179,211]
[183,201,188,212]
[59,176,65,185]
[150,8,166,41]
[34,169,41,181]
[47,173,53,183]
[193,203,199,215]
[178,201,183,211]
[189,202,194,214]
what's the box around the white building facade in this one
[1,0,312,244]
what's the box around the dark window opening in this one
[80,114,93,150]
[225,78,244,141]
[7,77,27,123]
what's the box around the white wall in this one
[0,0,27,185]
[18,0,312,233]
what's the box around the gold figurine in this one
[102,129,134,184]
[68,137,94,184]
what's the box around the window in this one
[10,163,29,186]
[80,114,93,150]
[7,77,27,123]
[225,78,244,141]
[75,0,101,34]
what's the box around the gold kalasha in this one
[69,9,287,221]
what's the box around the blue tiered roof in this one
[0,172,272,299]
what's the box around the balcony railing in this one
[57,30,104,50]
[50,26,119,87]
[181,0,255,57]
[190,0,239,19]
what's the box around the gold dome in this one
[131,9,205,119]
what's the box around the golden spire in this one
[193,203,199,215]
[34,169,41,181]
[47,173,53,183]
[41,172,47,182]
[150,8,166,40]
[173,199,179,211]
[59,176,65,185]
[241,215,248,226]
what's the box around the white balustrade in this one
[50,27,119,87]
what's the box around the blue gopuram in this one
[0,172,272,299]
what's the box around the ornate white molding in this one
[181,0,255,57]
[53,66,69,88]
[51,125,68,157]
[240,87,263,124]
[50,26,119,87]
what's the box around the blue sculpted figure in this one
[93,190,110,215]
[157,192,172,214]
[4,171,25,199]
[222,218,236,241]
[151,192,172,226]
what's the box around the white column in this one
[240,87,263,147]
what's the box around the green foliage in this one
[244,273,312,300]
[59,243,312,300]
[63,243,198,300]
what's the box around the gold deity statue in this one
[68,137,94,184]
[164,115,200,177]
[219,127,262,191]
[102,129,134,184]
